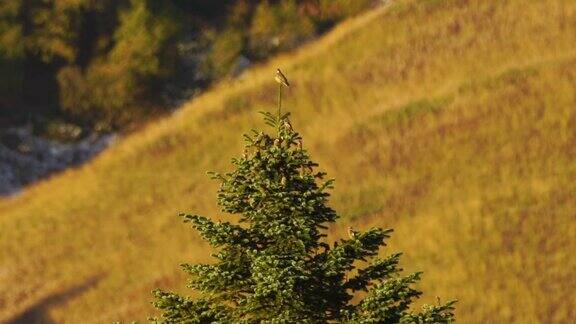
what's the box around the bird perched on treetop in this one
[283,119,294,132]
[347,226,356,239]
[275,69,290,87]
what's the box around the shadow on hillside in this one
[9,275,103,324]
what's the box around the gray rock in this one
[0,127,115,196]
[232,55,251,77]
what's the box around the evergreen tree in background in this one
[0,0,376,129]
[151,76,456,323]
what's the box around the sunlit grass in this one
[1,0,576,322]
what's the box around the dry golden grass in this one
[1,0,576,322]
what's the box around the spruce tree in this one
[150,73,456,323]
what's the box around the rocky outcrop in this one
[0,127,115,196]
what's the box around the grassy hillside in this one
[1,0,576,322]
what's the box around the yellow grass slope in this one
[1,0,576,322]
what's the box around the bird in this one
[255,133,272,148]
[283,119,294,132]
[275,69,290,87]
[347,226,356,239]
